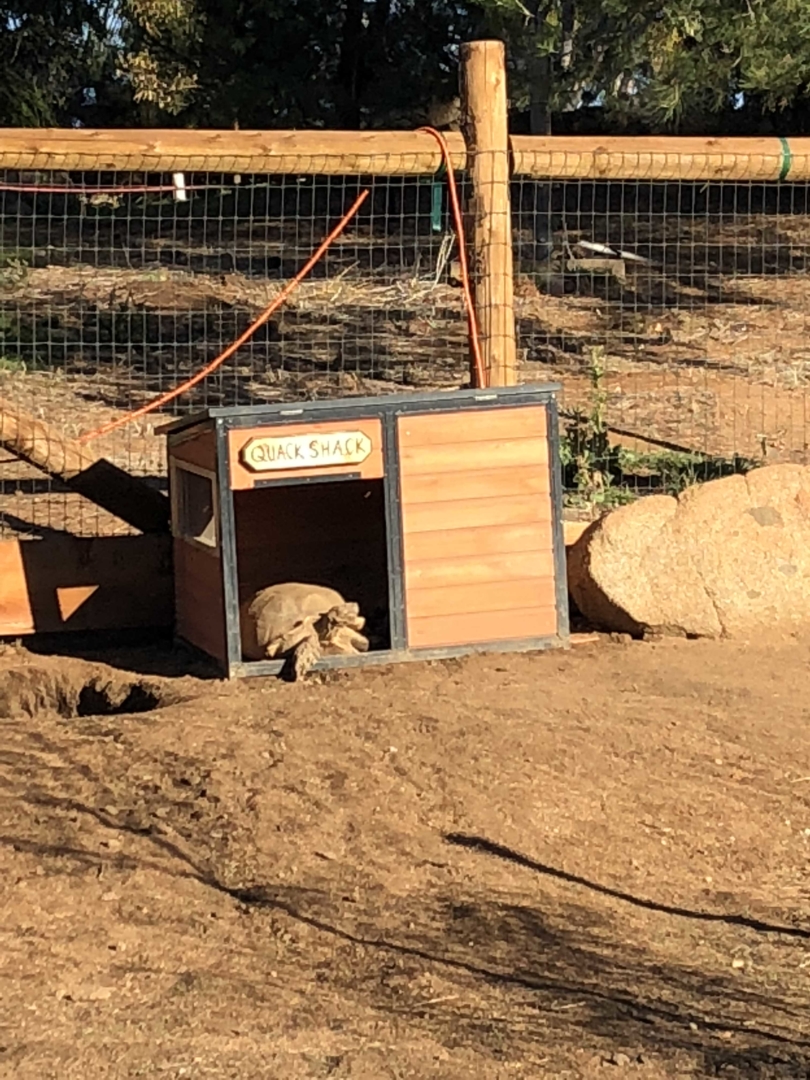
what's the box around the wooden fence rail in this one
[0,129,807,182]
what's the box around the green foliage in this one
[559,346,634,509]
[0,1,112,125]
[0,254,29,289]
[109,0,491,128]
[473,0,810,129]
[5,0,810,131]
[560,345,760,512]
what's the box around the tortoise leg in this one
[291,626,322,680]
[274,617,318,657]
[327,624,370,655]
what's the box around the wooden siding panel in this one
[405,550,555,588]
[174,539,227,664]
[408,607,559,649]
[400,467,549,505]
[402,493,550,534]
[170,429,217,472]
[406,577,557,619]
[397,404,558,649]
[402,522,550,561]
[397,405,547,446]
[399,437,548,476]
[0,535,172,635]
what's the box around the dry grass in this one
[1,208,810,536]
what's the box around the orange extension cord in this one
[417,126,486,389]
[79,129,484,445]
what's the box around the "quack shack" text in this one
[240,430,373,472]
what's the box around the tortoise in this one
[239,582,369,679]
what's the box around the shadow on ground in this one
[2,700,809,1077]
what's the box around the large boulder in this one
[567,464,810,638]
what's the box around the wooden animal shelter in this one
[159,384,569,677]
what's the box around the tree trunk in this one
[336,0,365,127]
[529,53,552,135]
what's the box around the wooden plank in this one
[399,437,548,476]
[402,493,550,533]
[228,418,384,489]
[408,606,558,649]
[174,539,226,664]
[509,135,810,182]
[171,430,217,472]
[0,540,33,635]
[400,468,549,505]
[402,521,551,561]
[0,128,468,176]
[460,40,517,386]
[406,577,556,619]
[2,128,808,182]
[397,405,546,447]
[404,549,555,588]
[0,535,172,635]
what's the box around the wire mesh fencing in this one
[0,162,471,539]
[512,168,810,510]
[2,144,810,539]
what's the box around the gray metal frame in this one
[163,383,569,678]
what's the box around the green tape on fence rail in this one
[779,136,793,181]
[430,159,447,233]
[431,180,444,232]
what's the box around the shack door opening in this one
[233,478,391,658]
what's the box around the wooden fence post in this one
[459,39,517,387]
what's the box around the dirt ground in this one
[2,632,810,1078]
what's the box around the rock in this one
[567,464,810,638]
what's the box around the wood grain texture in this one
[0,129,803,182]
[460,40,517,386]
[174,539,227,664]
[403,521,550,560]
[399,438,548,476]
[170,429,217,472]
[228,418,383,489]
[0,535,172,635]
[509,135,810,182]
[400,469,549,505]
[407,607,558,649]
[406,577,556,619]
[0,128,468,175]
[397,406,547,446]
[397,406,558,649]
[402,493,550,534]
[405,549,555,588]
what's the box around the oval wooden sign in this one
[239,430,373,472]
